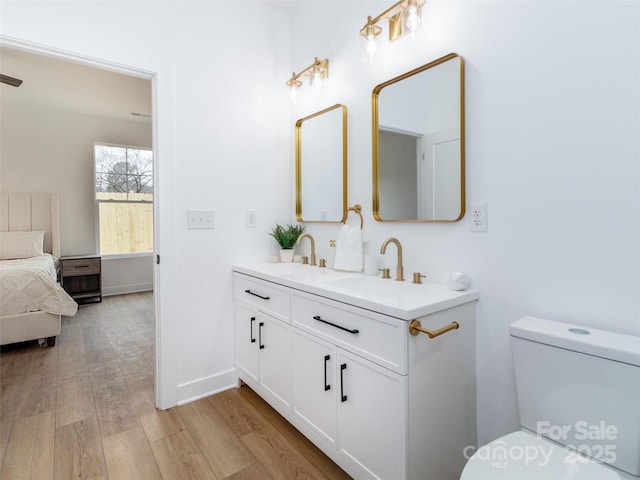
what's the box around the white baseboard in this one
[176,369,236,405]
[102,282,153,297]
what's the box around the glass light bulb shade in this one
[406,5,421,33]
[366,35,378,59]
[312,71,323,90]
[289,85,298,102]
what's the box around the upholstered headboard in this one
[0,192,61,258]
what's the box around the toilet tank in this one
[510,316,640,478]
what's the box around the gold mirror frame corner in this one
[371,52,465,223]
[295,103,348,223]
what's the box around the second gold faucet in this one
[380,237,404,281]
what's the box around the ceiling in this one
[0,46,152,123]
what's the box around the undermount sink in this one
[258,262,309,277]
[323,275,422,297]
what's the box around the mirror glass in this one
[372,53,464,222]
[296,104,347,222]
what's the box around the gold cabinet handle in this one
[409,320,459,338]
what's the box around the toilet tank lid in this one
[510,317,640,367]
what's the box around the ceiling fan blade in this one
[0,74,23,87]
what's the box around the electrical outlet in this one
[245,210,257,228]
[470,202,487,232]
[187,210,215,229]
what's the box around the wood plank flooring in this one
[0,292,351,480]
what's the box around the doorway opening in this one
[0,41,161,404]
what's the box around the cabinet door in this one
[234,301,260,383]
[292,329,338,449]
[338,349,407,480]
[258,312,291,408]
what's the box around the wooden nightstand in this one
[60,255,102,304]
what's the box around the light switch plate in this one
[187,210,215,229]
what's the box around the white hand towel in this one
[333,223,364,272]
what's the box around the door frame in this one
[0,35,175,409]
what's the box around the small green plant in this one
[269,223,305,249]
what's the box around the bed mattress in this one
[0,254,78,317]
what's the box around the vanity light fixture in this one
[286,57,329,102]
[359,0,425,61]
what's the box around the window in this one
[95,144,153,255]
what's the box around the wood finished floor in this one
[0,292,351,480]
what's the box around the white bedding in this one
[0,254,78,317]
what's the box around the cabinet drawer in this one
[234,273,290,322]
[292,291,407,374]
[62,258,101,276]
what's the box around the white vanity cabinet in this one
[291,328,407,480]
[291,290,408,479]
[334,348,407,479]
[233,274,292,410]
[233,265,478,480]
[291,329,338,447]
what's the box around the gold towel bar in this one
[409,320,459,338]
[344,204,364,230]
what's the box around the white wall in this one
[101,256,154,296]
[0,105,152,255]
[286,0,640,445]
[0,102,154,294]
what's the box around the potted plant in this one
[269,223,305,262]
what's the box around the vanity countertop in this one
[233,262,479,320]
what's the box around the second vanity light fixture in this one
[360,0,425,60]
[286,57,329,102]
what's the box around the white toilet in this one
[461,316,640,480]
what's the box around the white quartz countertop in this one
[233,262,479,320]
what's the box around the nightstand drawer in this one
[60,255,102,304]
[62,258,101,276]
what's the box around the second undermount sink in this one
[323,274,427,298]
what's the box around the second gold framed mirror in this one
[372,53,465,222]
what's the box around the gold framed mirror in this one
[372,53,465,222]
[295,103,348,222]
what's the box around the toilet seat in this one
[460,431,621,480]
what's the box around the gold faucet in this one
[380,237,404,281]
[296,233,316,266]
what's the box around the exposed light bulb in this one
[366,34,378,61]
[289,85,298,102]
[406,5,421,33]
[312,70,323,90]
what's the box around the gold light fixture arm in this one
[363,1,404,30]
[360,0,426,42]
[409,320,459,338]
[359,15,384,38]
[286,57,329,88]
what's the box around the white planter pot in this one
[279,249,294,262]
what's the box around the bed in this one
[0,192,78,347]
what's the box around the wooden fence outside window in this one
[97,192,153,254]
